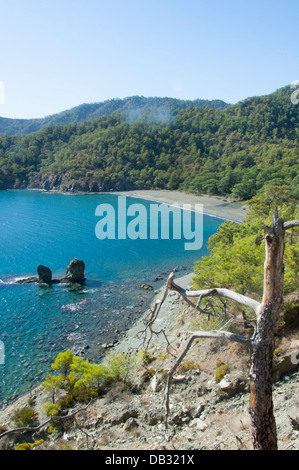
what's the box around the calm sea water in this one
[0,190,224,405]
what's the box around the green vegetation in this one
[193,186,299,307]
[215,360,230,382]
[177,359,201,374]
[0,86,298,200]
[41,349,143,410]
[12,406,37,427]
[0,96,229,136]
[14,439,44,451]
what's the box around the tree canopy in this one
[193,185,299,302]
[0,86,298,201]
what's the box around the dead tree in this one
[146,209,298,450]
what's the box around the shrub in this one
[13,406,37,427]
[41,402,61,418]
[103,351,140,386]
[177,359,200,374]
[40,349,141,409]
[215,361,230,382]
[15,443,32,451]
[15,439,44,451]
[72,380,99,402]
[27,397,35,407]
[62,394,73,409]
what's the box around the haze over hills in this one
[0,85,298,201]
[0,96,229,136]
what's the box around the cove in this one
[0,190,224,405]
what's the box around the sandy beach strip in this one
[113,190,248,223]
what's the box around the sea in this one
[0,190,224,406]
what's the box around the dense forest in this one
[0,96,229,136]
[0,86,298,200]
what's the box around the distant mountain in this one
[0,86,297,201]
[0,96,229,136]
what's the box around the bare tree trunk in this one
[249,209,285,450]
[143,210,298,450]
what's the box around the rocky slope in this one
[0,274,298,451]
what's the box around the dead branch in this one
[167,271,261,316]
[137,281,176,355]
[283,219,299,230]
[0,399,95,441]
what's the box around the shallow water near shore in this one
[0,190,224,405]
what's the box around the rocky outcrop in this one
[16,259,86,285]
[37,265,52,284]
[62,259,86,284]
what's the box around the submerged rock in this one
[16,276,38,284]
[138,283,153,291]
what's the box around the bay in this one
[0,190,224,405]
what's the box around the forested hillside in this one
[0,86,298,200]
[0,96,228,136]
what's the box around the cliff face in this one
[30,172,135,193]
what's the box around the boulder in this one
[37,265,52,284]
[138,283,153,291]
[273,352,299,382]
[217,371,248,397]
[63,258,86,283]
[123,417,139,432]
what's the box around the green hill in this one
[0,96,229,136]
[0,86,298,200]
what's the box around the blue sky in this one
[0,0,298,118]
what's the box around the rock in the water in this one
[63,259,86,283]
[138,283,153,291]
[37,265,52,284]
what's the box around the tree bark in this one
[249,209,285,450]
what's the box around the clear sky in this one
[0,0,298,118]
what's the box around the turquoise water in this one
[0,190,224,405]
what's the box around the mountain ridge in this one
[0,96,229,136]
[0,85,297,201]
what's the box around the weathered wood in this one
[167,272,261,315]
[283,219,299,230]
[0,399,95,440]
[248,209,285,450]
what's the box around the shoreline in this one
[0,188,247,411]
[16,187,248,223]
[0,270,193,416]
[113,190,248,223]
